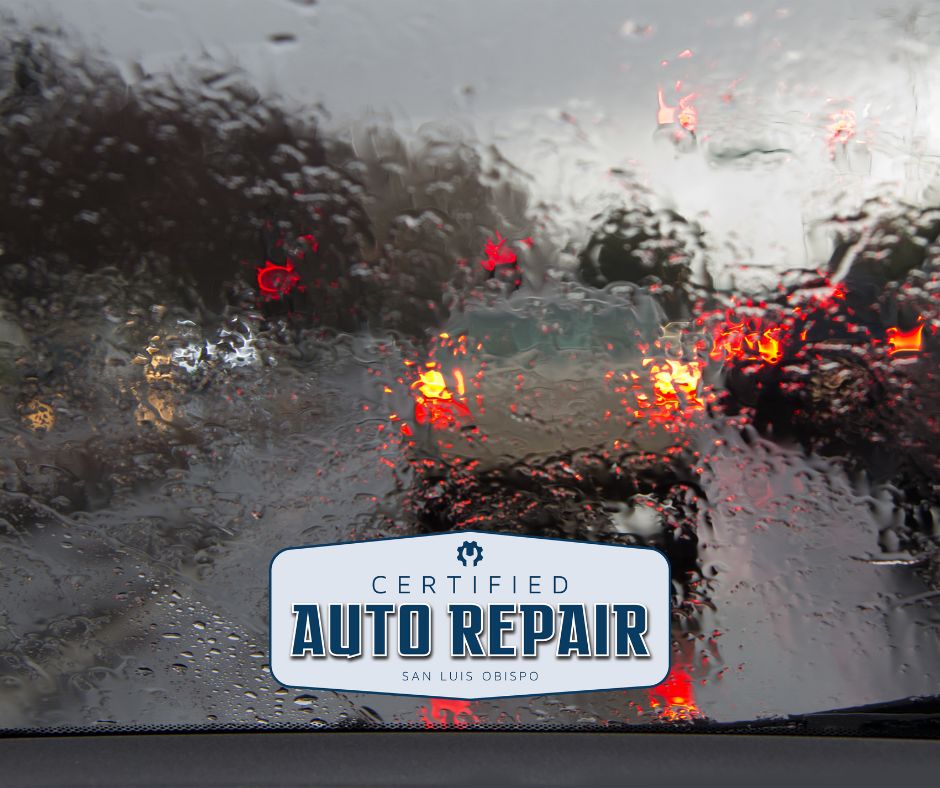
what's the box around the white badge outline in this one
[268,530,672,700]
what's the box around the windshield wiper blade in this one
[791,695,940,736]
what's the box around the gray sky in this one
[5,0,940,276]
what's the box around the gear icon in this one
[457,540,484,567]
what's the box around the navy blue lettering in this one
[329,603,362,658]
[488,604,516,657]
[557,604,591,657]
[291,604,325,657]
[613,604,650,657]
[521,604,554,657]
[399,604,432,657]
[449,604,485,657]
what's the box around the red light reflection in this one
[647,664,701,721]
[257,260,301,300]
[479,232,519,273]
[709,318,785,365]
[419,698,479,728]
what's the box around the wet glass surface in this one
[1,0,939,730]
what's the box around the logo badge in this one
[269,531,670,699]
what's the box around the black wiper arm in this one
[791,695,940,737]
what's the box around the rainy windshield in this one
[1,0,939,732]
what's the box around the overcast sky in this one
[5,0,939,274]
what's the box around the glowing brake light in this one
[886,323,924,355]
[415,369,451,400]
[412,367,472,430]
[643,358,704,412]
